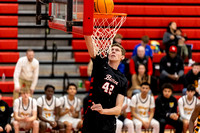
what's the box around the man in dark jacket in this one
[183,63,200,95]
[154,83,183,133]
[159,45,184,88]
[0,89,13,133]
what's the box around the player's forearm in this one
[132,112,143,122]
[148,112,154,122]
[38,115,51,123]
[72,112,79,118]
[101,106,122,115]
[189,120,194,133]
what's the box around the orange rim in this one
[94,13,127,18]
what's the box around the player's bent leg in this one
[58,121,65,133]
[39,121,47,133]
[64,121,72,133]
[32,120,39,133]
[116,119,123,133]
[76,120,83,130]
[150,118,160,133]
[13,121,19,133]
[133,119,142,133]
[124,118,134,133]
[182,119,189,133]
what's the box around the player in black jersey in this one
[82,36,128,133]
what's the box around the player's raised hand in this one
[91,102,103,114]
[70,106,75,112]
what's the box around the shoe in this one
[188,59,195,66]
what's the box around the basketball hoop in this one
[92,13,127,58]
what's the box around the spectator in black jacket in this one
[159,45,184,88]
[0,90,13,133]
[154,83,183,133]
[182,63,200,95]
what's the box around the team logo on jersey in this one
[169,102,174,108]
[0,106,5,112]
[104,74,118,85]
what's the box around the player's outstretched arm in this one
[189,104,200,133]
[84,36,96,58]
[91,94,124,115]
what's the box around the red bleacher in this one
[0,4,18,14]
[73,29,200,39]
[0,66,15,77]
[0,81,14,93]
[0,52,19,63]
[123,17,200,27]
[0,28,18,38]
[74,52,200,63]
[0,40,18,50]
[0,16,18,26]
[113,0,200,4]
[72,40,200,51]
[114,5,200,16]
[2,97,13,107]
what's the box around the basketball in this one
[94,0,114,13]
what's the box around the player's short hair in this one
[66,83,77,91]
[44,84,55,91]
[111,43,126,56]
[141,35,149,44]
[162,83,173,91]
[140,82,150,87]
[26,49,34,53]
[192,62,199,67]
[187,84,196,92]
[114,34,123,39]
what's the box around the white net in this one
[92,13,127,58]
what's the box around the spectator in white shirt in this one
[13,49,39,100]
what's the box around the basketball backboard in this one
[36,0,93,35]
[50,0,93,35]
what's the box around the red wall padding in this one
[0,28,18,38]
[0,4,18,14]
[0,40,18,50]
[0,16,18,26]
[114,5,200,16]
[0,52,19,63]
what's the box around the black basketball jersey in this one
[89,55,127,109]
[83,55,128,133]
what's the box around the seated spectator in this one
[154,83,183,133]
[178,85,200,133]
[59,83,82,133]
[12,88,39,133]
[132,35,153,58]
[183,63,200,95]
[159,45,184,88]
[130,82,159,133]
[116,97,134,133]
[37,85,65,133]
[130,46,153,77]
[163,21,178,53]
[127,63,150,97]
[0,90,13,133]
[176,28,195,66]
